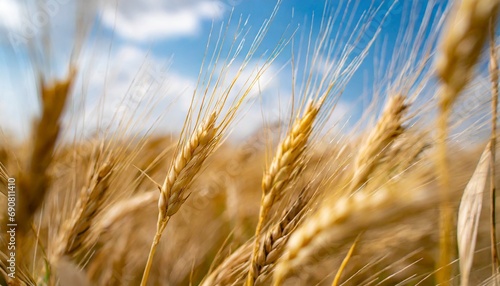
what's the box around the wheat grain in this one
[52,157,113,260]
[253,192,309,284]
[142,112,218,285]
[246,100,321,286]
[159,112,218,220]
[203,191,309,286]
[272,185,434,285]
[350,95,408,191]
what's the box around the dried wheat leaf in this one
[458,143,491,286]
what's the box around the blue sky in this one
[0,0,450,140]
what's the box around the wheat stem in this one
[331,234,360,286]
[489,18,500,279]
[436,107,454,285]
[141,217,170,286]
[435,0,500,282]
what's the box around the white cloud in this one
[0,0,293,140]
[0,0,21,31]
[101,0,226,42]
[71,40,292,139]
[70,43,198,137]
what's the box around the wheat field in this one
[1,0,500,285]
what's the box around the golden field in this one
[1,0,500,285]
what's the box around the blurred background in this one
[0,0,458,142]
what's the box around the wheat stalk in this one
[435,0,500,282]
[331,234,360,286]
[488,19,500,278]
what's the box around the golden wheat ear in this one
[350,95,408,192]
[141,112,219,285]
[252,190,311,285]
[17,67,76,235]
[52,153,114,262]
[141,3,288,282]
[201,188,311,286]
[436,0,500,111]
[246,99,321,286]
[272,182,435,286]
[269,95,407,285]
